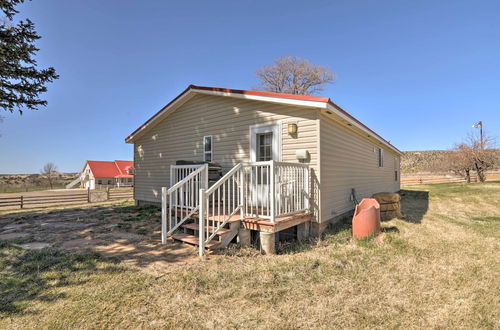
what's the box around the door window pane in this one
[257,132,272,161]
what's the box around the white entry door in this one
[249,123,281,209]
[250,123,281,162]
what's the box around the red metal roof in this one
[190,85,331,103]
[86,160,134,178]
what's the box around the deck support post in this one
[161,187,167,244]
[199,188,206,257]
[260,231,276,254]
[297,221,310,241]
[238,227,251,247]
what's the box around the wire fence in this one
[401,171,500,185]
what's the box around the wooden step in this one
[181,223,231,236]
[171,233,220,249]
[170,207,242,223]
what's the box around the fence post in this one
[199,188,205,257]
[87,187,91,203]
[20,195,23,209]
[107,187,110,200]
[161,187,167,244]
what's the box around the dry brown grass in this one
[1,182,499,329]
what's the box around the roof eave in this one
[125,85,328,143]
[325,102,403,155]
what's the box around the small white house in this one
[125,85,401,255]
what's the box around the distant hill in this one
[402,149,500,173]
[0,172,78,193]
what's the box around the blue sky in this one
[0,0,499,174]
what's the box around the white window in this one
[378,148,384,167]
[203,136,213,162]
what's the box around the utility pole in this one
[472,121,483,149]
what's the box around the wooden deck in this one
[171,207,312,233]
[240,212,312,233]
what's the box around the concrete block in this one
[238,227,251,247]
[259,231,276,254]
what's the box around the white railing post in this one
[240,168,245,219]
[198,188,206,257]
[270,161,275,223]
[204,164,209,189]
[161,187,167,244]
[304,167,310,210]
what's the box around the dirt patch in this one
[0,201,199,272]
[16,242,51,250]
[61,238,106,249]
[0,232,30,241]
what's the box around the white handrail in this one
[161,164,208,244]
[205,163,242,194]
[199,163,244,255]
[168,165,207,193]
[170,164,206,188]
[197,160,310,256]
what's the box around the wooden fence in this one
[0,188,133,210]
[401,171,500,185]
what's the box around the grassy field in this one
[0,185,67,194]
[0,182,499,329]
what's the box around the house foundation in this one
[238,227,251,247]
[259,231,276,254]
[297,221,310,241]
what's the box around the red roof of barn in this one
[86,160,134,178]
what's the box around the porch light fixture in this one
[288,123,298,134]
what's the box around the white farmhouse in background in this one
[67,160,134,189]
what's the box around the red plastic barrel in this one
[352,198,381,239]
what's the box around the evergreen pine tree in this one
[1,0,58,114]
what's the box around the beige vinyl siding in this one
[319,113,400,221]
[133,94,320,209]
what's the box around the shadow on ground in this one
[399,189,429,224]
[0,204,199,273]
[0,243,123,316]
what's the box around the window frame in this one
[378,148,384,167]
[203,135,213,162]
[249,122,282,162]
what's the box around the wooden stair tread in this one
[171,208,241,223]
[171,233,220,249]
[181,223,231,235]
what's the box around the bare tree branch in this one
[445,132,497,183]
[41,162,57,189]
[255,56,334,95]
